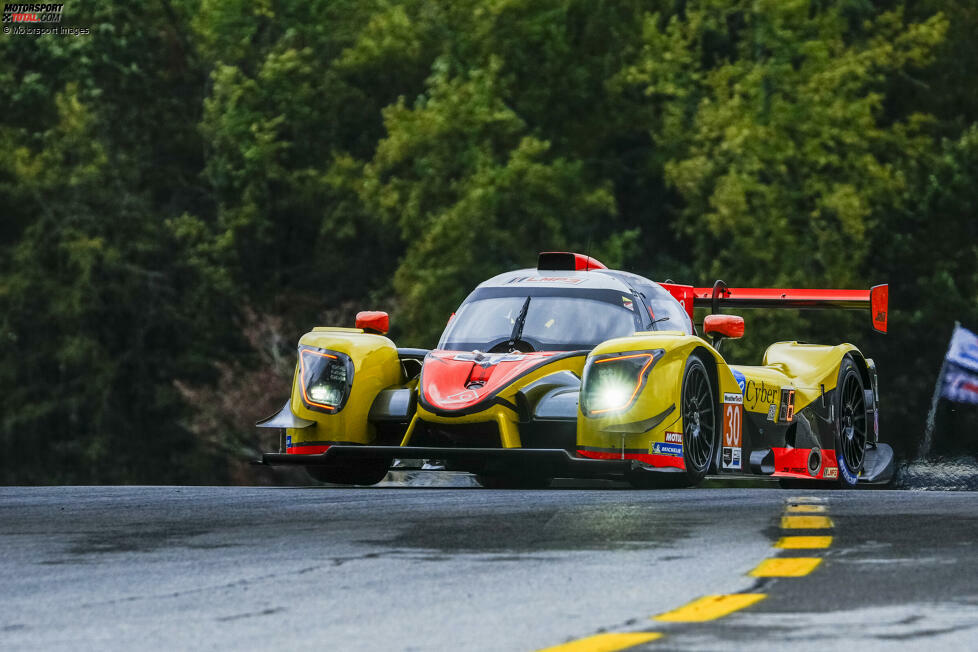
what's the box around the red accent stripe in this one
[286,444,331,455]
[576,448,686,470]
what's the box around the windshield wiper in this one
[650,316,671,329]
[507,296,531,351]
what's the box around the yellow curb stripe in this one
[537,632,662,652]
[749,557,822,577]
[653,594,766,622]
[781,515,833,529]
[774,536,833,549]
[785,504,826,513]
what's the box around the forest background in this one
[2,0,976,484]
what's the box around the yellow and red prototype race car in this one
[257,252,893,488]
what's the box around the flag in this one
[941,325,978,405]
[947,324,978,373]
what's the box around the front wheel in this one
[306,458,391,486]
[627,354,717,489]
[834,356,868,488]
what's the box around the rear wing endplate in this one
[661,282,888,334]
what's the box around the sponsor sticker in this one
[664,432,683,444]
[732,369,746,393]
[622,296,634,311]
[651,442,683,457]
[453,352,525,364]
[766,403,777,421]
[724,392,744,404]
[778,388,796,423]
[513,276,585,285]
[746,379,781,410]
[444,389,479,403]
[722,446,742,470]
[824,467,838,480]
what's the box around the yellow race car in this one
[257,252,892,488]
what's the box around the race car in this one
[256,251,893,488]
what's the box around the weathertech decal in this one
[723,392,743,404]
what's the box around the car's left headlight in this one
[581,349,664,415]
[297,346,355,413]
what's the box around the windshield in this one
[438,290,642,351]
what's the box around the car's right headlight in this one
[581,349,664,415]
[297,345,355,413]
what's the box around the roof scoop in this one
[537,251,607,271]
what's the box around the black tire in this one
[835,356,868,488]
[306,458,391,486]
[627,354,717,489]
[474,473,551,489]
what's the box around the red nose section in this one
[421,350,562,412]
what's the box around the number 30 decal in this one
[723,403,743,447]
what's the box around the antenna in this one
[584,232,593,272]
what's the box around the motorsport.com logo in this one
[2,3,63,23]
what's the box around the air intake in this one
[537,252,607,271]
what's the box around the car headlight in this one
[581,350,664,415]
[297,346,354,413]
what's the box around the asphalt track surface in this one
[3,475,978,651]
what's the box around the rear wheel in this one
[628,354,717,489]
[306,458,391,486]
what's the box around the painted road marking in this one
[787,496,825,503]
[781,515,833,529]
[537,632,662,652]
[653,594,766,622]
[749,557,822,577]
[785,504,826,513]
[774,536,833,549]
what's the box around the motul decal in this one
[664,431,682,444]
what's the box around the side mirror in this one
[703,314,744,339]
[355,311,390,335]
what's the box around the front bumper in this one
[257,446,669,480]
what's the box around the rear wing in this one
[661,282,888,334]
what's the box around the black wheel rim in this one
[840,370,867,471]
[683,362,715,472]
